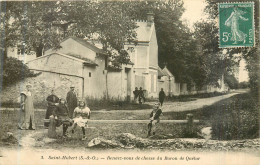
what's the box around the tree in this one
[202,0,259,95]
[119,0,201,85]
[193,20,240,88]
[0,1,137,64]
[239,81,249,89]
[1,57,36,86]
[224,73,239,89]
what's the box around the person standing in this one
[133,87,139,103]
[159,88,166,106]
[138,87,145,104]
[19,84,36,130]
[147,102,162,137]
[44,89,59,127]
[66,85,78,118]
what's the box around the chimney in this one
[147,12,154,27]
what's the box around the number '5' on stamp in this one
[218,2,255,48]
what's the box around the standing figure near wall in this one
[138,87,146,104]
[159,88,166,106]
[133,87,139,104]
[18,84,36,130]
[66,85,78,118]
[44,89,59,127]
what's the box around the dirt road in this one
[97,91,243,113]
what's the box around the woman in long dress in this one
[18,84,35,130]
[225,7,248,44]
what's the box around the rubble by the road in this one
[88,137,124,148]
[87,133,260,151]
[1,132,19,145]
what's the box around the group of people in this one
[133,87,166,106]
[18,85,91,140]
[133,87,146,104]
[18,84,165,139]
[44,85,91,140]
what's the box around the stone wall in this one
[0,71,83,106]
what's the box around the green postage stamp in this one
[218,2,255,48]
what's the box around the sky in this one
[182,0,249,82]
[181,0,207,29]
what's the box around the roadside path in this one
[97,92,242,113]
[0,91,245,113]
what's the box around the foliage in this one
[120,0,199,84]
[0,1,137,64]
[193,20,240,88]
[224,73,239,89]
[203,0,259,95]
[238,81,249,89]
[211,93,259,140]
[1,57,36,86]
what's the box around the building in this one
[125,13,159,98]
[6,46,36,63]
[157,66,181,96]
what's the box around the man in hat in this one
[66,85,78,118]
[19,83,36,130]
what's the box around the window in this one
[89,72,91,77]
[17,45,25,55]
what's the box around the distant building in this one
[6,45,36,63]
[157,66,181,96]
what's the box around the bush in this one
[85,96,152,110]
[168,91,227,102]
[238,81,249,89]
[211,93,259,140]
[1,57,36,86]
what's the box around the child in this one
[53,98,73,138]
[71,100,91,140]
[147,102,162,137]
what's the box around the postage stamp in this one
[218,2,255,48]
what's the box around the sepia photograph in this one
[0,0,259,165]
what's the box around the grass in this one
[0,110,46,146]
[0,91,258,149]
[163,92,259,140]
[167,91,228,102]
[0,99,152,110]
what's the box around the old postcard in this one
[0,0,259,165]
